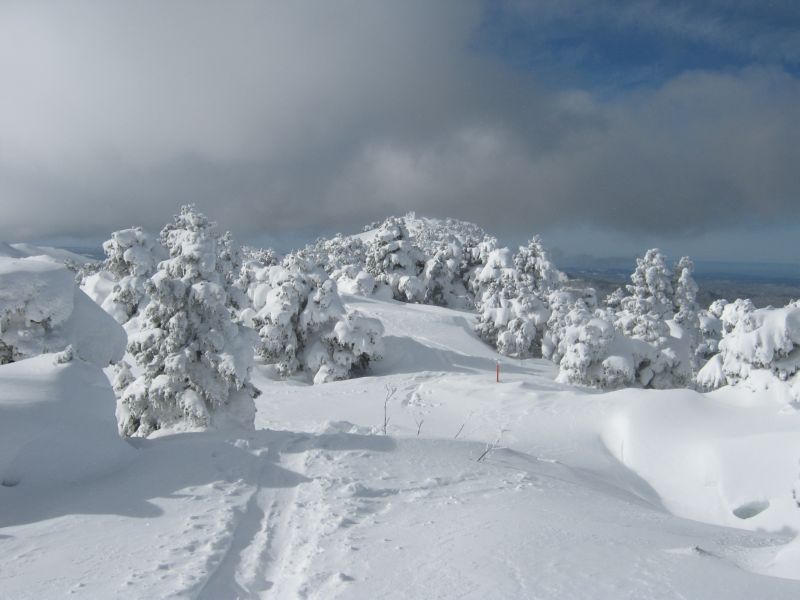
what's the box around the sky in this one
[0,0,798,264]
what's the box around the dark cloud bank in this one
[0,1,798,260]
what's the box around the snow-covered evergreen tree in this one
[301,233,366,275]
[696,300,800,403]
[471,236,564,359]
[720,298,756,334]
[469,233,570,359]
[118,205,259,437]
[475,277,550,358]
[514,236,565,296]
[616,249,673,343]
[469,246,515,310]
[697,299,727,360]
[250,256,384,383]
[555,303,624,388]
[542,287,598,365]
[365,217,426,302]
[421,245,470,307]
[296,234,375,297]
[611,249,692,388]
[671,256,702,370]
[100,227,165,323]
[548,250,696,390]
[605,287,626,312]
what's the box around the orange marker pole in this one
[496,362,500,383]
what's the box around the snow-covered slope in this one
[2,295,800,598]
[2,242,97,264]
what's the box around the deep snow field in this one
[2,289,800,599]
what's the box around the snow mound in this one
[0,355,133,489]
[0,258,126,366]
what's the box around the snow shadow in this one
[489,442,665,513]
[373,335,549,377]
[0,428,395,530]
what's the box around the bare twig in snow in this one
[383,384,397,436]
[454,410,475,439]
[476,427,508,463]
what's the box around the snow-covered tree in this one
[616,249,673,343]
[300,233,366,275]
[697,299,727,360]
[720,298,756,334]
[408,214,489,260]
[541,286,647,389]
[542,287,598,365]
[605,287,625,312]
[476,277,550,358]
[514,236,565,296]
[471,235,565,358]
[235,247,279,311]
[610,249,692,388]
[555,303,624,388]
[468,246,516,310]
[118,205,259,437]
[250,257,384,383]
[296,234,375,297]
[671,256,702,370]
[100,227,165,323]
[217,231,242,289]
[0,257,126,367]
[365,217,426,302]
[696,300,800,404]
[421,245,470,307]
[548,250,695,390]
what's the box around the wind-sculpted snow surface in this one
[0,257,126,367]
[0,354,133,491]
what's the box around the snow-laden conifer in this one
[100,227,165,323]
[365,217,426,302]
[671,256,702,370]
[696,300,800,403]
[249,256,384,383]
[118,205,259,437]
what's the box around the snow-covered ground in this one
[0,242,96,264]
[2,294,800,598]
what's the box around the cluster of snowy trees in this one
[544,250,699,389]
[82,205,386,436]
[4,208,797,440]
[239,255,384,384]
[282,214,753,393]
[295,214,498,309]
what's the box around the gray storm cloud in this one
[0,0,798,241]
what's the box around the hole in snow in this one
[1,477,20,488]
[732,500,769,519]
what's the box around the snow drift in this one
[0,257,126,367]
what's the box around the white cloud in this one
[0,1,798,247]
